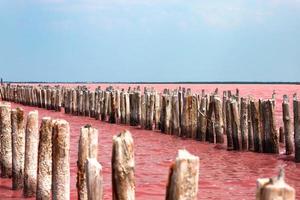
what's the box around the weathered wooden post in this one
[198,96,207,141]
[240,97,249,150]
[85,158,103,200]
[213,95,224,143]
[165,149,199,200]
[247,101,254,151]
[0,103,12,178]
[231,99,242,150]
[11,107,25,189]
[263,100,279,154]
[206,95,215,143]
[226,99,234,150]
[256,169,295,200]
[37,117,53,200]
[24,110,39,197]
[251,100,263,153]
[282,95,293,155]
[77,125,98,200]
[279,127,285,144]
[171,94,180,136]
[52,119,70,200]
[293,94,300,162]
[112,130,135,200]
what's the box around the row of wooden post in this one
[1,84,300,162]
[0,101,296,199]
[0,102,70,199]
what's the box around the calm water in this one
[0,84,300,199]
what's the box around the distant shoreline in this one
[3,81,300,85]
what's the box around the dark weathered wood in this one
[247,102,254,151]
[293,94,300,162]
[256,169,295,200]
[198,96,207,141]
[24,110,39,197]
[171,94,180,136]
[240,97,248,150]
[251,100,263,153]
[282,95,293,155]
[165,149,199,200]
[86,158,103,200]
[231,100,242,150]
[11,107,25,189]
[279,127,285,144]
[206,96,215,143]
[52,119,70,200]
[37,117,53,200]
[226,99,234,150]
[213,95,224,143]
[112,130,135,200]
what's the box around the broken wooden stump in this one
[77,125,98,200]
[112,130,135,200]
[24,110,39,197]
[165,149,199,200]
[11,107,25,189]
[86,158,103,200]
[256,169,295,200]
[52,119,70,200]
[37,117,53,200]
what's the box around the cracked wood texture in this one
[86,158,103,200]
[165,149,199,200]
[112,130,135,200]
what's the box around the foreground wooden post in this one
[165,149,199,200]
[77,125,98,200]
[112,130,135,200]
[282,95,293,155]
[37,117,53,200]
[52,120,70,200]
[24,110,39,197]
[86,158,103,200]
[293,94,300,162]
[11,108,25,189]
[0,103,12,178]
[256,169,295,200]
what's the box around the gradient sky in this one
[0,0,300,82]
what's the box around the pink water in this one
[1,84,300,200]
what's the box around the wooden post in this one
[165,149,199,200]
[0,103,12,178]
[231,100,242,150]
[279,127,285,144]
[77,125,98,200]
[206,95,215,143]
[213,95,224,143]
[282,95,293,155]
[240,97,249,150]
[52,119,70,200]
[198,96,207,141]
[11,107,25,189]
[171,94,180,136]
[263,100,279,154]
[37,117,53,200]
[247,101,254,151]
[85,158,103,200]
[226,99,234,150]
[24,110,39,197]
[256,169,295,200]
[251,100,263,153]
[293,94,300,162]
[112,130,135,200]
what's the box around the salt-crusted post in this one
[0,103,12,178]
[293,94,300,162]
[52,119,70,200]
[282,95,293,155]
[11,107,25,189]
[165,149,199,200]
[256,169,295,200]
[86,158,103,200]
[77,125,98,200]
[24,110,39,197]
[37,117,53,199]
[112,130,135,200]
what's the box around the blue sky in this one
[0,0,299,82]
